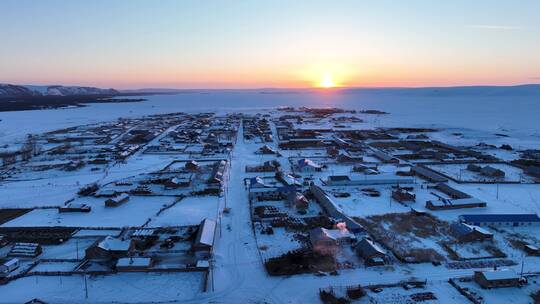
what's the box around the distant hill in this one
[0,83,119,98]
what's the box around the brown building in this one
[474,269,521,289]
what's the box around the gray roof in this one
[356,237,386,258]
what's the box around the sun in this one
[319,73,336,88]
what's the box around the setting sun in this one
[319,73,336,88]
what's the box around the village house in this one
[450,222,493,243]
[185,160,200,172]
[105,193,130,207]
[473,269,521,289]
[58,203,91,213]
[258,145,277,154]
[325,175,414,186]
[355,237,387,266]
[392,188,416,202]
[411,166,448,183]
[480,165,505,178]
[309,184,364,233]
[85,236,132,259]
[426,197,487,210]
[276,172,301,186]
[309,227,355,256]
[296,158,322,172]
[193,218,216,259]
[372,150,398,163]
[8,243,42,258]
[163,174,192,189]
[286,191,309,211]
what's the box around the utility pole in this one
[84,272,88,299]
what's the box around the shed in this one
[355,237,387,266]
[193,218,216,252]
[474,269,520,289]
[105,193,129,207]
[450,222,493,243]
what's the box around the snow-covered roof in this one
[297,158,321,168]
[310,227,354,243]
[195,218,216,248]
[98,236,131,251]
[451,222,492,236]
[478,269,519,281]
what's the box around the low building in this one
[309,227,355,256]
[248,186,291,201]
[258,145,277,154]
[287,191,309,210]
[355,237,387,266]
[8,243,42,257]
[372,150,398,163]
[296,158,322,172]
[276,172,301,187]
[249,176,270,189]
[411,166,448,183]
[105,193,130,207]
[116,257,154,272]
[164,174,192,188]
[474,269,521,289]
[450,222,493,243]
[85,236,132,259]
[185,160,200,172]
[59,203,91,213]
[480,165,505,178]
[208,160,227,187]
[426,197,487,210]
[459,214,540,227]
[310,184,364,233]
[392,188,416,202]
[325,175,414,186]
[193,218,216,258]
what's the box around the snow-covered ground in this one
[0,272,204,303]
[1,90,540,303]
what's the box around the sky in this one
[1,0,540,89]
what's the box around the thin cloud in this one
[468,24,523,31]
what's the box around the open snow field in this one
[148,195,219,227]
[0,272,204,303]
[1,195,176,228]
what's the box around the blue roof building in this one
[459,214,540,227]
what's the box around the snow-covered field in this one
[0,272,204,303]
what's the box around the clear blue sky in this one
[1,0,539,88]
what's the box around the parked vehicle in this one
[0,258,19,277]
